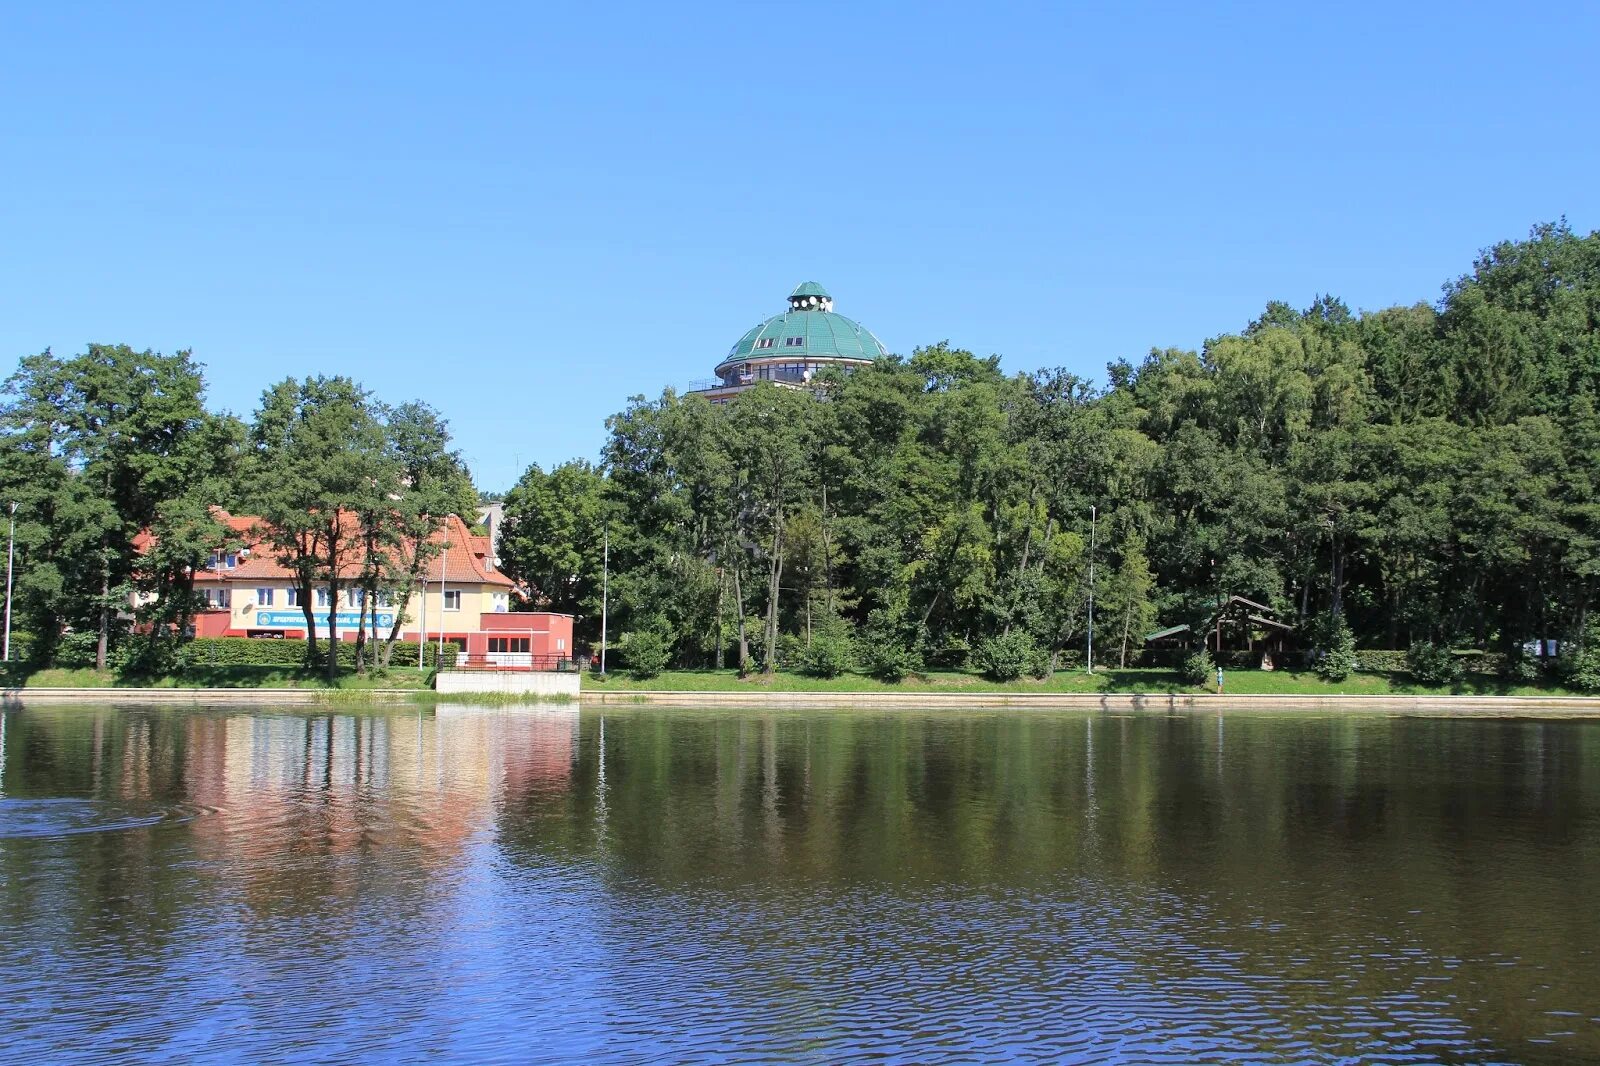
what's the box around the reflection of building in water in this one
[169,710,579,876]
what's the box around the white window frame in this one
[443,589,462,612]
[257,587,274,607]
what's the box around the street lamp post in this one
[4,502,16,662]
[599,525,609,676]
[1086,504,1096,674]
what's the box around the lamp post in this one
[1086,505,1096,674]
[599,525,609,676]
[4,502,15,662]
[417,548,428,673]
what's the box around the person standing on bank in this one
[1216,664,1225,694]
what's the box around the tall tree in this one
[248,376,387,682]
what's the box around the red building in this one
[137,510,576,668]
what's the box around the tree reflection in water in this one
[1,705,1597,1064]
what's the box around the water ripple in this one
[0,796,208,839]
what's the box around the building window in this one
[257,588,274,607]
[785,336,804,346]
[202,588,230,609]
[225,553,238,569]
[754,337,775,349]
[444,590,462,611]
[348,588,363,608]
[488,637,530,653]
[315,588,330,608]
[286,587,300,607]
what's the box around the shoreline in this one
[6,686,1600,716]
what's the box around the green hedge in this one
[1352,649,1409,673]
[1353,648,1509,676]
[175,637,456,669]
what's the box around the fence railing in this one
[451,653,579,673]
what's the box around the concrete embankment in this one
[7,687,1600,716]
[583,689,1600,715]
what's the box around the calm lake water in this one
[1,704,1598,1065]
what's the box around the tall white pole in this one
[1086,505,1096,674]
[599,525,609,675]
[416,545,428,673]
[4,502,16,663]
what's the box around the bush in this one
[625,628,672,680]
[175,636,455,669]
[1559,629,1600,693]
[856,609,921,683]
[1180,650,1212,687]
[776,633,804,671]
[52,631,105,669]
[798,614,854,678]
[1407,640,1463,687]
[1352,649,1408,673]
[1310,614,1356,682]
[975,630,1036,682]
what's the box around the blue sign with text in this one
[254,610,396,632]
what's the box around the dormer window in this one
[755,338,776,349]
[785,337,805,347]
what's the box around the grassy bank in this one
[11,665,438,691]
[584,667,1584,698]
[6,663,1584,700]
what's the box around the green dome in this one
[717,284,887,372]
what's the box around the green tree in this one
[247,376,387,682]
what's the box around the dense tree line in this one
[499,222,1600,680]
[0,354,475,678]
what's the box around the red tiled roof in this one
[171,510,514,588]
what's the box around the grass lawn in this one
[583,666,1585,698]
[15,665,438,690]
[8,663,1583,700]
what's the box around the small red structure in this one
[458,612,576,671]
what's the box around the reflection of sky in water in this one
[0,705,1596,1064]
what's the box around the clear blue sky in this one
[3,2,1595,490]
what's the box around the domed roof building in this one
[690,282,887,403]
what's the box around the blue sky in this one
[2,2,1596,490]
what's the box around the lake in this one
[1,703,1597,1064]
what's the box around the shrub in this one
[798,614,854,678]
[975,630,1036,682]
[625,628,672,680]
[924,640,971,670]
[1310,614,1356,682]
[856,609,921,683]
[53,631,105,669]
[1505,650,1545,683]
[175,637,455,669]
[1407,640,1463,687]
[775,633,804,670]
[1180,650,1212,687]
[1559,628,1600,693]
[1352,649,1408,673]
